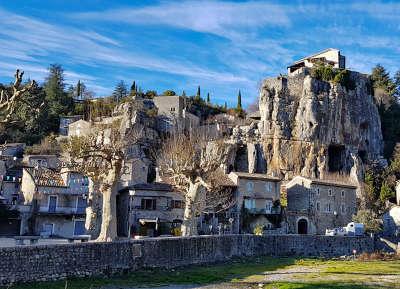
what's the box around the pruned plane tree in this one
[157,133,237,236]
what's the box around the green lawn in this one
[7,257,400,289]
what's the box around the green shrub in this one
[311,63,355,90]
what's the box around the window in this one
[265,183,272,192]
[170,107,175,112]
[246,182,254,192]
[244,198,255,209]
[341,204,346,213]
[316,202,320,211]
[328,189,333,197]
[74,220,86,236]
[325,203,331,212]
[341,191,345,198]
[141,198,157,210]
[316,188,320,196]
[265,200,272,212]
[171,200,184,209]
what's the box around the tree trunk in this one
[96,184,118,242]
[85,179,102,239]
[96,159,122,242]
[181,181,202,236]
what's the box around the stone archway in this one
[297,218,308,234]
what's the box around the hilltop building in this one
[287,48,346,76]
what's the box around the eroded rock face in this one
[258,72,385,193]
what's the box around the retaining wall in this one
[0,234,374,286]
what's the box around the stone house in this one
[228,172,281,233]
[0,143,25,158]
[153,95,199,133]
[118,182,184,237]
[287,48,346,76]
[284,176,357,235]
[68,119,92,137]
[23,154,60,170]
[59,115,83,136]
[20,167,89,237]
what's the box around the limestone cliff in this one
[257,71,385,191]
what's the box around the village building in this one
[228,172,281,234]
[284,176,357,235]
[68,119,92,137]
[0,143,25,158]
[152,95,200,133]
[20,167,89,238]
[59,115,83,136]
[118,182,184,237]
[287,48,346,76]
[23,154,61,169]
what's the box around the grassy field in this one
[7,257,400,289]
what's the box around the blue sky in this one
[0,0,399,107]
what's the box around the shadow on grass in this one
[7,256,296,289]
[263,282,391,289]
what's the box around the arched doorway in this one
[297,218,308,234]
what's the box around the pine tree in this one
[44,64,74,131]
[112,80,128,103]
[237,90,242,110]
[195,86,201,101]
[206,92,210,103]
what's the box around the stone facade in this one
[20,167,89,237]
[119,183,184,237]
[59,115,83,136]
[0,235,374,286]
[285,176,357,235]
[228,172,281,233]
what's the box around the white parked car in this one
[345,222,365,236]
[325,227,347,236]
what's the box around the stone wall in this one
[0,235,374,286]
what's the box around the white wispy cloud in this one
[74,1,290,41]
[0,7,253,93]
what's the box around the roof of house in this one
[129,182,173,192]
[290,48,340,66]
[25,167,67,187]
[230,172,281,182]
[285,175,357,189]
[247,111,261,119]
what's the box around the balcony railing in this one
[38,206,86,215]
[246,207,281,215]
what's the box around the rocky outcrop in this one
[257,71,385,194]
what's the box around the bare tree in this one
[63,120,143,241]
[157,134,236,236]
[0,70,40,126]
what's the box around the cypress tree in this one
[206,92,210,103]
[195,85,201,101]
[182,90,186,97]
[130,81,137,96]
[224,101,227,110]
[76,80,81,99]
[237,90,242,110]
